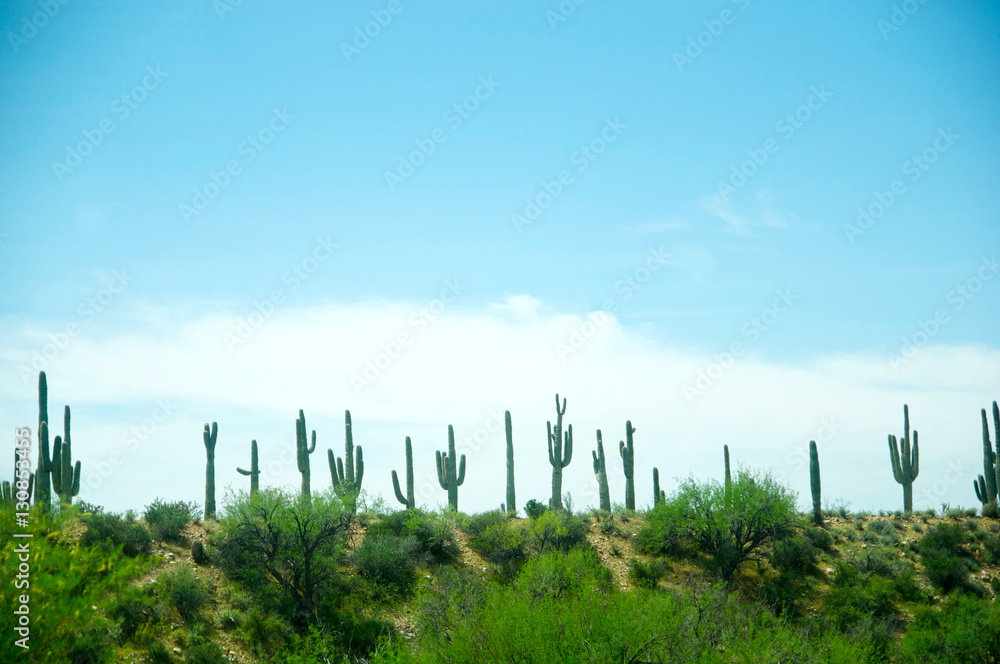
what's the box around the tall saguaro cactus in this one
[436,425,465,510]
[505,411,516,517]
[809,440,822,525]
[975,402,999,507]
[547,394,573,510]
[329,410,364,512]
[34,372,53,510]
[236,440,261,496]
[295,410,318,500]
[51,406,80,506]
[723,444,732,508]
[593,430,611,512]
[620,421,636,511]
[653,467,666,506]
[888,404,920,515]
[391,436,415,509]
[203,422,218,520]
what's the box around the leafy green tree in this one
[642,469,798,580]
[214,488,351,625]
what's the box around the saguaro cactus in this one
[888,404,920,515]
[436,425,465,510]
[505,411,516,516]
[329,410,364,511]
[51,406,80,506]
[203,421,218,520]
[809,440,822,525]
[975,402,999,507]
[620,421,635,511]
[34,372,53,510]
[653,467,665,506]
[236,439,261,496]
[547,394,573,510]
[292,410,317,500]
[724,444,732,507]
[391,436,415,509]
[593,430,611,512]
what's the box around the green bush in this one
[531,510,588,553]
[81,510,153,557]
[769,532,820,577]
[597,514,625,538]
[523,499,548,519]
[460,509,506,537]
[367,509,459,564]
[918,523,978,594]
[107,584,165,644]
[351,533,422,597]
[184,642,229,664]
[627,558,668,589]
[637,470,797,580]
[824,562,902,661]
[516,547,613,599]
[160,566,213,624]
[896,593,1000,663]
[148,641,176,664]
[144,498,199,542]
[803,525,833,551]
[469,519,531,578]
[239,607,294,657]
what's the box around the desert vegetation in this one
[3,373,1000,663]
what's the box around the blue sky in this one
[0,1,998,514]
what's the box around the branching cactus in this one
[391,436,415,509]
[51,406,80,506]
[809,440,822,525]
[888,404,920,515]
[975,402,999,507]
[236,439,261,496]
[653,467,666,506]
[505,411,516,517]
[547,394,573,510]
[619,421,635,511]
[593,430,611,512]
[436,425,465,510]
[34,372,53,510]
[329,410,363,512]
[296,410,318,500]
[203,421,218,520]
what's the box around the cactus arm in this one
[354,447,364,489]
[391,470,408,505]
[976,475,988,504]
[911,430,919,479]
[51,435,62,491]
[456,454,466,485]
[436,450,447,490]
[547,422,556,467]
[562,425,573,468]
[237,467,251,476]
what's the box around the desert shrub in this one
[523,499,548,519]
[469,519,530,578]
[367,509,459,564]
[81,510,153,557]
[635,500,690,558]
[770,532,820,577]
[531,510,588,553]
[918,522,978,593]
[896,593,1000,663]
[148,641,176,664]
[597,514,625,538]
[107,584,166,643]
[824,563,902,660]
[637,470,797,580]
[376,579,871,663]
[980,532,1000,565]
[983,501,999,519]
[218,609,241,631]
[184,642,229,664]
[351,533,422,597]
[160,566,213,624]
[628,558,668,589]
[516,547,613,599]
[863,519,900,545]
[240,607,294,657]
[803,525,833,551]
[847,547,896,578]
[460,509,506,537]
[144,498,199,542]
[417,566,489,638]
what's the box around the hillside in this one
[5,495,999,664]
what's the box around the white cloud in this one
[0,297,996,516]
